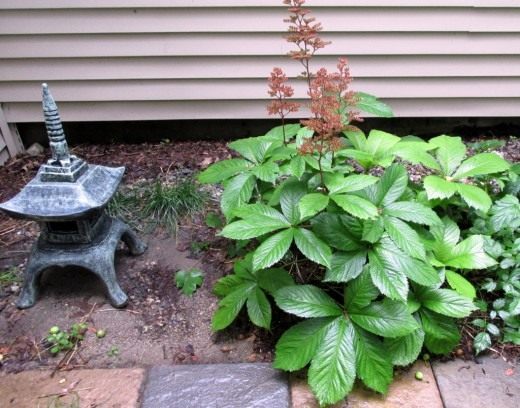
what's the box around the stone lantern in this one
[0,84,147,308]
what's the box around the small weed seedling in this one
[46,323,87,355]
[107,345,120,357]
[0,266,20,286]
[175,268,205,296]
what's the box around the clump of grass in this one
[0,267,20,286]
[144,178,208,234]
[107,178,208,235]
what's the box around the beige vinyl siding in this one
[0,0,519,163]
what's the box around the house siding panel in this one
[0,0,519,162]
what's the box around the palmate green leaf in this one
[265,123,301,142]
[228,137,278,164]
[275,285,342,318]
[252,228,294,271]
[420,309,460,354]
[343,129,367,150]
[221,173,256,219]
[430,217,460,257]
[246,287,271,329]
[365,129,401,157]
[368,247,409,302]
[423,175,458,200]
[175,269,204,296]
[340,149,374,169]
[445,270,476,299]
[211,281,256,330]
[289,155,306,179]
[311,213,361,251]
[416,287,476,318]
[354,327,393,394]
[257,268,295,295]
[344,270,380,310]
[280,181,307,224]
[251,161,279,183]
[354,92,394,118]
[325,251,367,282]
[324,173,378,195]
[308,317,356,406]
[350,299,418,338]
[232,203,289,223]
[213,274,244,297]
[299,193,329,219]
[384,326,425,366]
[490,194,520,231]
[452,152,510,179]
[376,164,409,206]
[220,217,289,239]
[442,235,497,269]
[273,317,334,371]
[331,194,379,220]
[294,228,332,268]
[391,141,441,171]
[429,135,466,176]
[383,201,442,226]
[383,216,426,259]
[456,183,492,212]
[362,217,385,243]
[198,158,250,184]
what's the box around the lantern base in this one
[16,216,147,309]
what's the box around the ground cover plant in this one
[199,0,514,405]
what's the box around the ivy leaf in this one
[273,317,334,371]
[211,282,256,331]
[420,309,460,355]
[280,181,307,224]
[246,287,271,329]
[354,327,393,394]
[257,268,295,295]
[429,135,466,176]
[344,271,380,311]
[308,317,357,406]
[384,327,425,366]
[350,299,418,338]
[416,288,477,318]
[473,332,492,355]
[383,201,441,226]
[490,194,520,231]
[275,285,342,318]
[325,251,367,283]
[252,228,294,271]
[423,175,457,200]
[456,183,492,212]
[198,158,250,183]
[375,164,409,206]
[452,152,510,179]
[175,268,204,296]
[294,228,332,268]
[331,194,378,220]
[299,193,330,219]
[383,216,426,259]
[221,173,256,219]
[445,270,476,299]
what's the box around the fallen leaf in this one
[505,368,515,376]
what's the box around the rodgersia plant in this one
[198,1,511,405]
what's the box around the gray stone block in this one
[432,357,520,408]
[142,364,290,408]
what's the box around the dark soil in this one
[0,136,519,373]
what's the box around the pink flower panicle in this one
[267,67,300,118]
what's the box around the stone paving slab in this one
[0,368,145,407]
[290,361,442,408]
[432,356,519,408]
[142,363,290,408]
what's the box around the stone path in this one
[0,356,517,407]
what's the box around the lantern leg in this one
[120,222,147,255]
[16,256,46,309]
[90,260,128,308]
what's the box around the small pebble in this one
[415,371,424,381]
